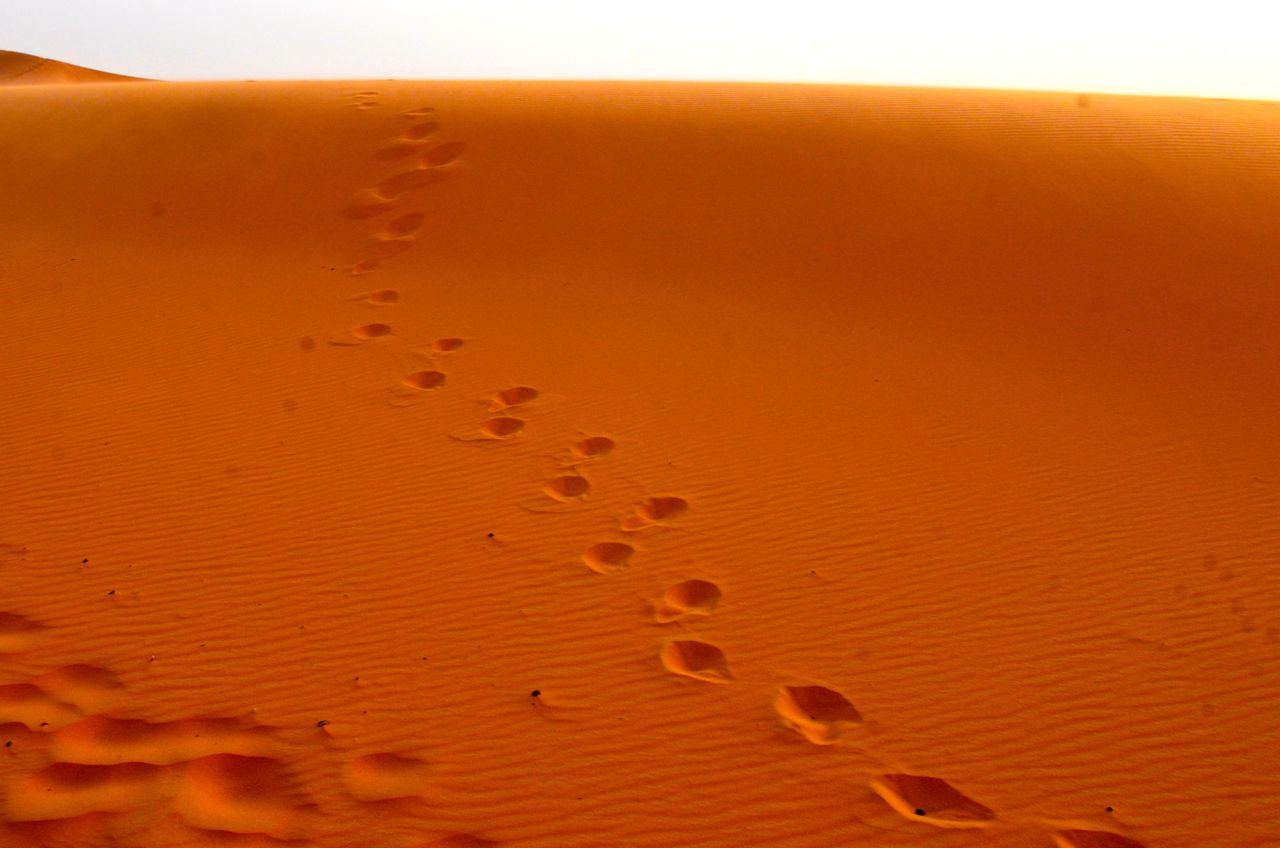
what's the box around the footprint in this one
[660,640,732,683]
[350,258,381,276]
[424,141,467,166]
[489,386,539,411]
[381,212,426,238]
[404,121,440,140]
[432,337,465,353]
[329,322,393,346]
[374,138,429,161]
[354,288,400,306]
[1054,830,1148,848]
[543,474,591,503]
[774,685,862,744]
[51,715,274,766]
[0,610,50,652]
[870,774,996,828]
[348,91,379,110]
[582,542,634,575]
[570,435,615,460]
[0,682,84,731]
[622,496,690,531]
[653,579,720,622]
[1,762,164,822]
[342,752,431,802]
[33,664,123,713]
[345,188,398,219]
[363,233,415,261]
[450,417,526,442]
[403,370,447,390]
[173,754,310,839]
[402,106,436,118]
[378,166,449,198]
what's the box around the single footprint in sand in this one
[569,435,614,462]
[870,774,996,828]
[450,416,526,443]
[660,640,732,683]
[621,496,690,531]
[774,685,861,744]
[489,386,539,412]
[431,337,465,353]
[582,541,634,575]
[653,579,721,622]
[328,322,394,346]
[350,288,400,306]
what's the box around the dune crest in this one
[0,50,145,85]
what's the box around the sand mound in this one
[0,50,144,85]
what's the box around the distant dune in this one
[0,57,1277,848]
[0,50,144,84]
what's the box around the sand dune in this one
[0,51,143,85]
[0,59,1277,848]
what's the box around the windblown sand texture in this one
[1,52,1278,848]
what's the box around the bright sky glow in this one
[3,0,1278,100]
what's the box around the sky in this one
[3,0,1279,100]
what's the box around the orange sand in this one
[1,53,1277,848]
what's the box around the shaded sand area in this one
[1,52,1278,847]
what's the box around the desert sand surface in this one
[1,52,1278,848]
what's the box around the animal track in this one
[654,579,721,622]
[0,682,84,730]
[774,685,862,745]
[50,715,274,765]
[582,542,634,574]
[870,774,996,828]
[622,496,690,531]
[660,640,732,683]
[343,752,432,802]
[1053,830,1148,848]
[0,610,50,653]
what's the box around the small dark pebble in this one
[316,720,330,728]
[4,740,11,748]
[107,589,115,595]
[531,690,541,697]
[1106,806,1114,813]
[914,809,926,816]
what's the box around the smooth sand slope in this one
[1,54,1277,848]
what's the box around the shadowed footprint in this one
[1054,830,1148,848]
[354,288,400,306]
[774,685,862,744]
[432,337,465,353]
[345,188,398,219]
[329,323,393,346]
[654,579,720,622]
[450,417,526,442]
[870,774,996,828]
[660,640,732,683]
[424,141,466,166]
[403,370,447,390]
[544,474,591,503]
[582,541,634,574]
[622,496,690,531]
[489,386,539,411]
[343,752,431,802]
[378,167,449,197]
[571,436,614,460]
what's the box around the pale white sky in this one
[3,0,1278,100]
